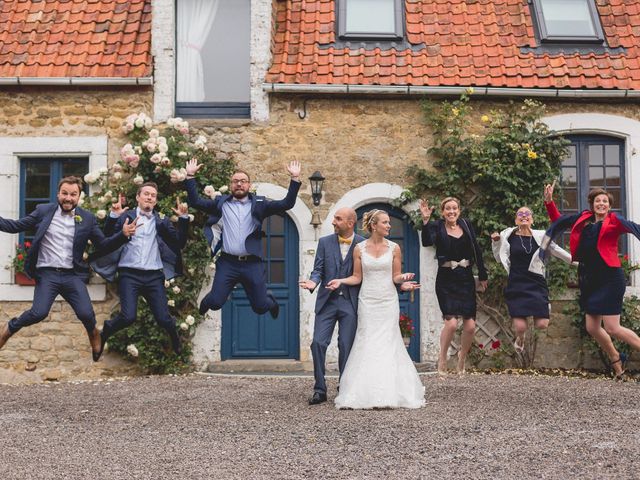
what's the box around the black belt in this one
[220,252,261,262]
[38,267,74,273]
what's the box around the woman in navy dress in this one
[420,197,488,375]
[543,184,640,378]
[491,206,572,352]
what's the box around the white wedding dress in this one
[335,240,426,409]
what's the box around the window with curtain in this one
[558,135,626,251]
[338,0,404,39]
[531,0,604,43]
[20,157,89,242]
[176,0,251,118]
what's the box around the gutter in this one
[262,83,640,98]
[0,77,154,86]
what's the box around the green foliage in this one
[399,92,572,367]
[12,241,31,273]
[82,113,234,373]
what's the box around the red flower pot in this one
[14,272,35,286]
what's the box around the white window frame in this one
[338,0,404,40]
[0,136,108,301]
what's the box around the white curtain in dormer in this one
[176,0,220,102]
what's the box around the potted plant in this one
[399,313,414,347]
[13,241,35,286]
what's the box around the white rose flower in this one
[134,117,144,128]
[160,157,171,167]
[96,209,107,219]
[144,117,153,129]
[149,128,160,138]
[168,299,176,307]
[203,185,215,197]
[83,173,97,184]
[185,315,195,326]
[172,286,181,294]
[99,167,108,174]
[98,196,106,204]
[133,175,144,185]
[179,322,189,331]
[146,142,157,153]
[158,143,168,154]
[126,344,139,357]
[219,185,229,193]
[188,214,195,222]
[197,135,207,144]
[150,153,162,164]
[170,278,175,284]
[113,170,124,180]
[157,136,167,144]
[178,151,188,158]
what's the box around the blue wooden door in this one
[221,213,300,359]
[356,203,421,362]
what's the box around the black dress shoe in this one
[169,329,182,355]
[269,302,280,320]
[199,300,209,316]
[308,392,327,405]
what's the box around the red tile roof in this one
[0,0,152,78]
[266,0,640,90]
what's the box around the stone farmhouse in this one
[1,0,640,380]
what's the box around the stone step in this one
[206,359,313,374]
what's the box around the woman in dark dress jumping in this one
[491,206,573,353]
[542,183,640,379]
[420,197,488,375]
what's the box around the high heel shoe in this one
[611,356,627,382]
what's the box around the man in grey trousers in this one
[300,207,364,405]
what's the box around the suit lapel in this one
[332,234,343,267]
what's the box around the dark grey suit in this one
[309,232,365,395]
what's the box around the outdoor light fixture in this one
[308,171,325,207]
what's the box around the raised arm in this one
[184,159,221,213]
[264,161,302,216]
[544,180,561,222]
[419,199,438,247]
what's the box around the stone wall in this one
[1,89,639,381]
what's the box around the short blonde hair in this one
[440,197,461,211]
[362,209,387,234]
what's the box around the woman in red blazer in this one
[542,183,640,379]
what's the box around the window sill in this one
[0,283,106,302]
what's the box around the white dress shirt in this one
[36,206,75,269]
[339,234,354,261]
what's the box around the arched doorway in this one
[355,203,421,361]
[221,213,300,359]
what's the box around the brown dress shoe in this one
[88,327,102,361]
[0,322,13,350]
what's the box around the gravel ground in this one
[1,372,639,480]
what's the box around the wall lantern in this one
[308,171,325,207]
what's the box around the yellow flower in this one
[527,149,538,159]
[481,115,490,123]
[452,107,460,116]
[466,87,474,94]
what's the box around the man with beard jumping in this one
[0,176,138,360]
[184,159,301,318]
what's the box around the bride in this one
[327,209,426,409]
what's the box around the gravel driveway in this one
[1,372,639,479]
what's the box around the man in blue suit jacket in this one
[0,176,135,360]
[184,159,301,319]
[90,183,189,359]
[300,207,365,405]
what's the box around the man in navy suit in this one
[300,207,365,405]
[0,176,136,360]
[184,159,301,319]
[90,183,189,359]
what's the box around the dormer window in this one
[338,0,404,40]
[531,0,605,43]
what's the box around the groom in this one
[300,207,364,405]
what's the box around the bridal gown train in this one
[334,240,426,409]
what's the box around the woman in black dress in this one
[491,206,573,353]
[420,197,488,374]
[543,184,640,378]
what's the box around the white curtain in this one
[177,0,220,102]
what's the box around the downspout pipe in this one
[0,77,154,86]
[262,83,640,98]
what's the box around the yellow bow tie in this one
[338,237,352,245]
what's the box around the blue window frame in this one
[559,134,626,251]
[19,157,89,242]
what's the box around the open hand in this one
[171,197,188,217]
[299,279,317,291]
[325,279,341,291]
[543,179,556,203]
[400,281,420,292]
[399,272,415,281]
[419,199,434,222]
[111,193,129,216]
[186,158,203,177]
[122,216,140,237]
[491,232,500,242]
[287,160,301,180]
